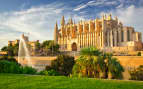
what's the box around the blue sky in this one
[0,0,143,48]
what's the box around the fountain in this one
[18,34,33,67]
[17,34,55,72]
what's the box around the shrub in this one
[0,60,37,74]
[39,70,48,75]
[137,52,141,56]
[39,69,59,76]
[130,65,143,81]
[45,66,52,70]
[0,60,21,73]
[47,55,75,76]
[47,69,59,76]
[21,66,37,74]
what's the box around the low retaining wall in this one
[114,56,143,80]
[15,56,56,71]
[15,56,143,80]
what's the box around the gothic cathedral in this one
[54,14,142,52]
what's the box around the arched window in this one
[72,43,77,51]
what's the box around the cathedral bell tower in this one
[68,17,73,25]
[61,16,65,36]
[54,21,58,44]
[107,14,112,20]
[61,15,65,26]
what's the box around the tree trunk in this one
[108,72,112,79]
[100,72,105,78]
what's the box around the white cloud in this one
[74,0,118,11]
[0,3,84,48]
[105,1,117,5]
[74,4,88,11]
[116,3,124,9]
[112,5,143,31]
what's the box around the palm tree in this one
[73,47,124,79]
[80,47,102,57]
[109,58,124,79]
[97,56,107,78]
[104,53,124,79]
[73,47,102,78]
[72,56,87,77]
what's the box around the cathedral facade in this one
[54,14,142,52]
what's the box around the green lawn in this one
[0,74,143,89]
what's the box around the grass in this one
[0,74,143,89]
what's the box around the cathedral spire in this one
[108,14,112,20]
[69,17,73,24]
[115,16,118,21]
[102,14,105,20]
[54,21,58,44]
[104,14,106,19]
[119,21,122,26]
[61,15,65,26]
[22,33,25,38]
[73,19,76,25]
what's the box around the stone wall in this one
[114,56,143,80]
[15,56,56,71]
[15,56,143,79]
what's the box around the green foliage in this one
[35,41,40,50]
[0,74,143,89]
[39,70,49,75]
[48,55,75,76]
[41,40,60,55]
[7,45,14,56]
[39,69,59,76]
[1,46,8,51]
[21,66,37,74]
[0,60,21,73]
[130,65,143,81]
[1,43,19,56]
[72,56,100,78]
[137,52,141,56]
[45,65,52,70]
[107,57,124,79]
[80,47,102,56]
[0,56,17,62]
[42,40,52,48]
[1,40,60,56]
[0,60,37,74]
[13,43,19,56]
[48,42,59,52]
[73,47,124,79]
